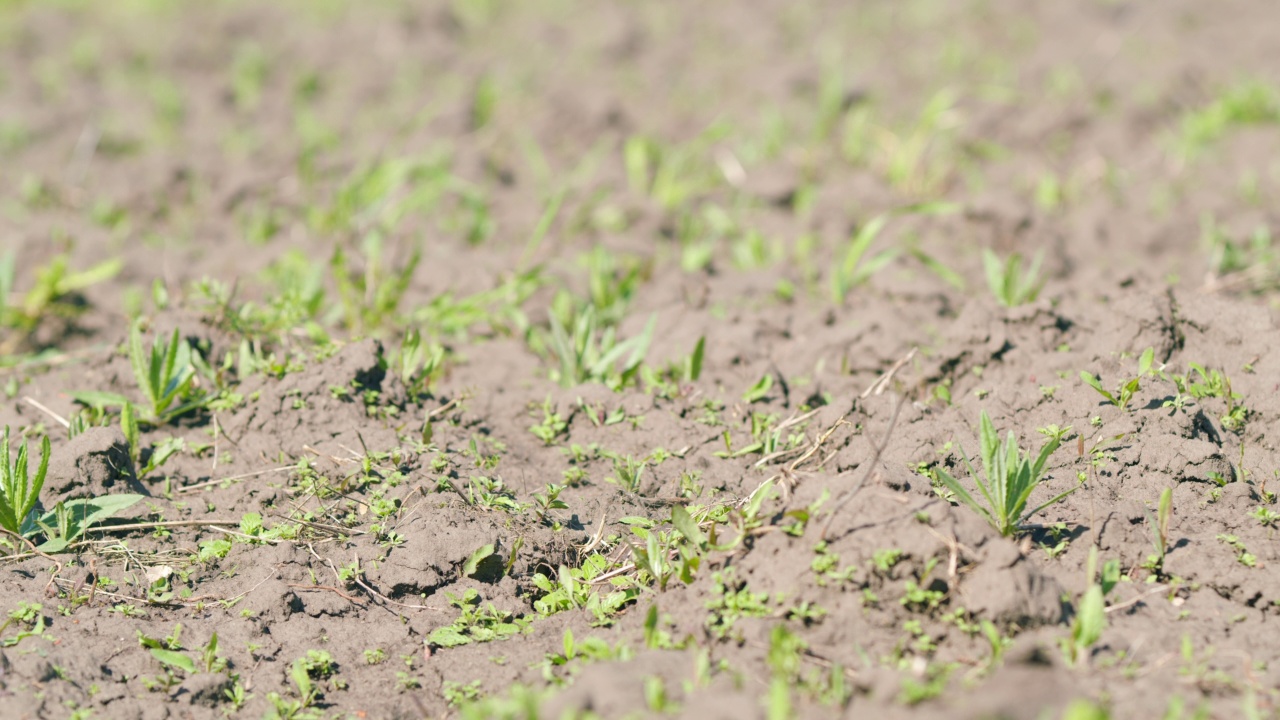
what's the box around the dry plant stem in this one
[288,583,366,606]
[0,527,65,593]
[1105,585,1169,614]
[861,347,917,399]
[351,574,442,612]
[752,413,851,501]
[22,396,70,428]
[578,512,609,558]
[174,465,293,494]
[89,519,241,533]
[821,394,908,540]
[207,526,281,544]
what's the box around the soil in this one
[2,1,1280,719]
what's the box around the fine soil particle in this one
[1,1,1280,719]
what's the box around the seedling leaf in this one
[463,544,496,577]
[671,505,706,548]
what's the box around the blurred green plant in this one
[1177,80,1280,158]
[0,425,49,537]
[542,308,655,390]
[935,411,1073,537]
[0,252,121,355]
[984,249,1043,307]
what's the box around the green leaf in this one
[1078,371,1112,403]
[562,627,575,659]
[1157,487,1173,541]
[935,468,995,528]
[982,250,1007,305]
[670,505,705,547]
[908,247,966,291]
[0,251,13,321]
[69,391,131,410]
[462,544,495,577]
[121,403,140,467]
[150,648,197,674]
[290,658,313,697]
[1074,584,1106,651]
[429,626,471,648]
[34,494,144,549]
[1101,559,1121,596]
[140,437,184,477]
[687,336,705,382]
[1138,347,1155,376]
[743,374,774,404]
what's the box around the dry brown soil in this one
[2,1,1280,719]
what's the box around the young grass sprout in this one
[130,321,202,424]
[983,249,1043,307]
[0,425,49,537]
[830,215,896,303]
[1080,347,1155,412]
[1143,487,1174,575]
[545,308,655,390]
[934,411,1073,537]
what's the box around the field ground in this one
[2,1,1280,718]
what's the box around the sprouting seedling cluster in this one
[933,411,1073,537]
[983,249,1043,307]
[0,425,49,537]
[543,307,655,390]
[1080,347,1155,412]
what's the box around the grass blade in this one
[935,469,994,527]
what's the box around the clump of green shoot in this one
[983,249,1043,307]
[0,252,121,354]
[1080,347,1155,412]
[934,410,1073,537]
[544,307,655,390]
[0,425,50,537]
[130,320,202,424]
[1177,80,1280,158]
[1166,362,1247,431]
[1061,547,1108,667]
[397,329,445,398]
[1142,487,1173,576]
[830,215,896,303]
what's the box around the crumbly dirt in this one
[2,1,1280,719]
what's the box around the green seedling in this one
[1142,488,1174,575]
[33,494,144,552]
[830,215,896,303]
[0,251,12,332]
[532,483,568,524]
[1061,582,1106,667]
[0,426,49,537]
[1170,362,1248,431]
[983,249,1043,307]
[1250,506,1279,527]
[544,307,655,390]
[934,411,1073,537]
[742,374,774,404]
[528,398,568,445]
[0,252,121,354]
[331,237,421,335]
[1217,534,1257,567]
[1080,347,1155,412]
[397,329,445,397]
[1177,80,1280,158]
[1199,216,1280,294]
[427,589,531,648]
[132,322,202,423]
[683,335,705,383]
